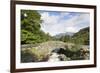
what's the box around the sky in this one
[39,11,90,36]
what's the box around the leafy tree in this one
[21,10,52,44]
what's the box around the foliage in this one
[58,27,89,45]
[72,27,89,45]
[64,44,89,60]
[59,35,72,42]
[31,48,49,61]
[21,49,38,62]
[21,10,52,44]
[21,48,49,62]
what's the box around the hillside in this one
[52,27,89,45]
[72,27,89,45]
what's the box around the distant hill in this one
[53,32,75,38]
[52,27,89,45]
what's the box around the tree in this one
[21,10,52,44]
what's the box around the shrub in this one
[21,49,38,62]
[30,48,49,61]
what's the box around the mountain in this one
[53,32,75,38]
[53,27,89,45]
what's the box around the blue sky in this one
[39,11,90,36]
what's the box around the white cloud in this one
[40,11,89,36]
